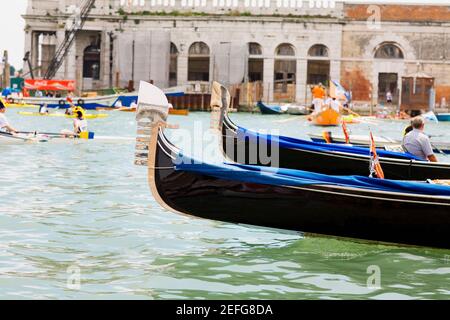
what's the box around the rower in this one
[61,107,88,137]
[73,107,88,134]
[311,83,326,113]
[65,108,73,115]
[39,104,49,114]
[330,97,341,112]
[402,116,438,162]
[0,101,18,134]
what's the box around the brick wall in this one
[345,4,450,23]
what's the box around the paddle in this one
[18,131,95,140]
[431,143,445,155]
[342,106,360,117]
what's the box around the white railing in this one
[117,0,341,15]
[27,0,341,17]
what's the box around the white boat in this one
[285,104,309,115]
[0,133,49,145]
[0,132,134,145]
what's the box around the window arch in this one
[275,43,295,56]
[83,44,100,80]
[375,43,404,59]
[308,44,329,57]
[249,42,262,55]
[188,41,210,56]
[170,42,179,55]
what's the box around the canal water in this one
[0,109,449,299]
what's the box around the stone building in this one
[22,0,450,108]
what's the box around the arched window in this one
[83,44,101,80]
[274,43,296,99]
[249,42,262,55]
[248,42,263,82]
[275,43,295,56]
[169,43,178,87]
[308,44,329,57]
[307,44,330,85]
[188,42,210,81]
[375,43,404,59]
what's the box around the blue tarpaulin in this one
[237,127,422,161]
[175,155,450,196]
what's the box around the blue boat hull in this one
[437,113,450,122]
[257,101,284,115]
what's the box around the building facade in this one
[22,0,450,107]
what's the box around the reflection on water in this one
[0,110,449,299]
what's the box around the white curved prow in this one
[137,81,170,118]
[135,81,171,166]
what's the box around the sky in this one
[0,0,448,70]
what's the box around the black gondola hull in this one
[153,129,450,249]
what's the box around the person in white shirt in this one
[39,104,49,114]
[330,97,341,112]
[114,99,123,108]
[0,102,18,134]
[61,107,88,136]
[402,116,437,162]
[386,91,393,104]
[73,108,88,134]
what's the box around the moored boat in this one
[137,114,450,249]
[436,113,450,122]
[257,101,285,115]
[18,111,109,119]
[286,104,309,115]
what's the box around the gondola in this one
[212,83,450,180]
[139,120,450,249]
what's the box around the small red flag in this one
[322,131,332,144]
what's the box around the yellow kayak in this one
[18,111,109,119]
[5,103,40,108]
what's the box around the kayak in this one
[18,111,109,119]
[4,102,40,108]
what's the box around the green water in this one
[0,110,449,299]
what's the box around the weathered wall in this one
[340,62,372,101]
